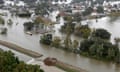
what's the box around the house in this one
[72,6,85,14]
[4,0,14,6]
[0,0,4,7]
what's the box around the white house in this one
[52,0,72,5]
[4,0,25,7]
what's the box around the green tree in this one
[35,2,49,16]
[82,7,93,16]
[115,52,120,63]
[80,36,120,62]
[92,28,111,40]
[74,25,91,38]
[73,40,79,49]
[0,50,44,72]
[23,22,34,31]
[97,6,104,13]
[89,43,97,55]
[40,34,52,45]
[107,48,115,59]
[52,36,61,48]
[60,22,75,34]
[64,16,73,22]
[96,44,104,57]
[73,13,82,24]
[64,35,72,50]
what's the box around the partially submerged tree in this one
[40,34,52,45]
[74,25,91,38]
[51,36,61,48]
[23,22,34,31]
[63,35,72,50]
[79,34,120,62]
[92,28,111,40]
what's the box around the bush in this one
[60,22,75,34]
[40,34,52,45]
[92,28,111,40]
[23,22,34,31]
[51,36,61,48]
[79,37,120,62]
[74,25,91,38]
[0,50,44,72]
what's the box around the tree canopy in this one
[40,34,53,45]
[92,28,111,40]
[0,49,44,72]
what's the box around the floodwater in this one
[0,9,120,72]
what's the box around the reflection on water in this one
[0,9,120,72]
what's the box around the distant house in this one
[72,7,85,14]
[103,1,120,13]
[16,1,26,7]
[4,0,14,6]
[21,0,37,4]
[91,11,106,18]
[70,3,85,14]
[0,0,4,7]
[33,16,54,32]
[0,0,4,4]
[4,0,25,7]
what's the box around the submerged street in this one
[0,9,120,72]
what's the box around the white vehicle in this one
[26,31,32,35]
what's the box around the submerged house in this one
[24,16,54,34]
[31,16,54,33]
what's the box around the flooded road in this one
[0,10,120,72]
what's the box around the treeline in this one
[40,15,120,63]
[80,29,120,63]
[0,49,44,72]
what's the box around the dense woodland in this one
[0,49,44,72]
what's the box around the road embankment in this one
[0,40,88,72]
[55,60,88,72]
[0,40,43,58]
